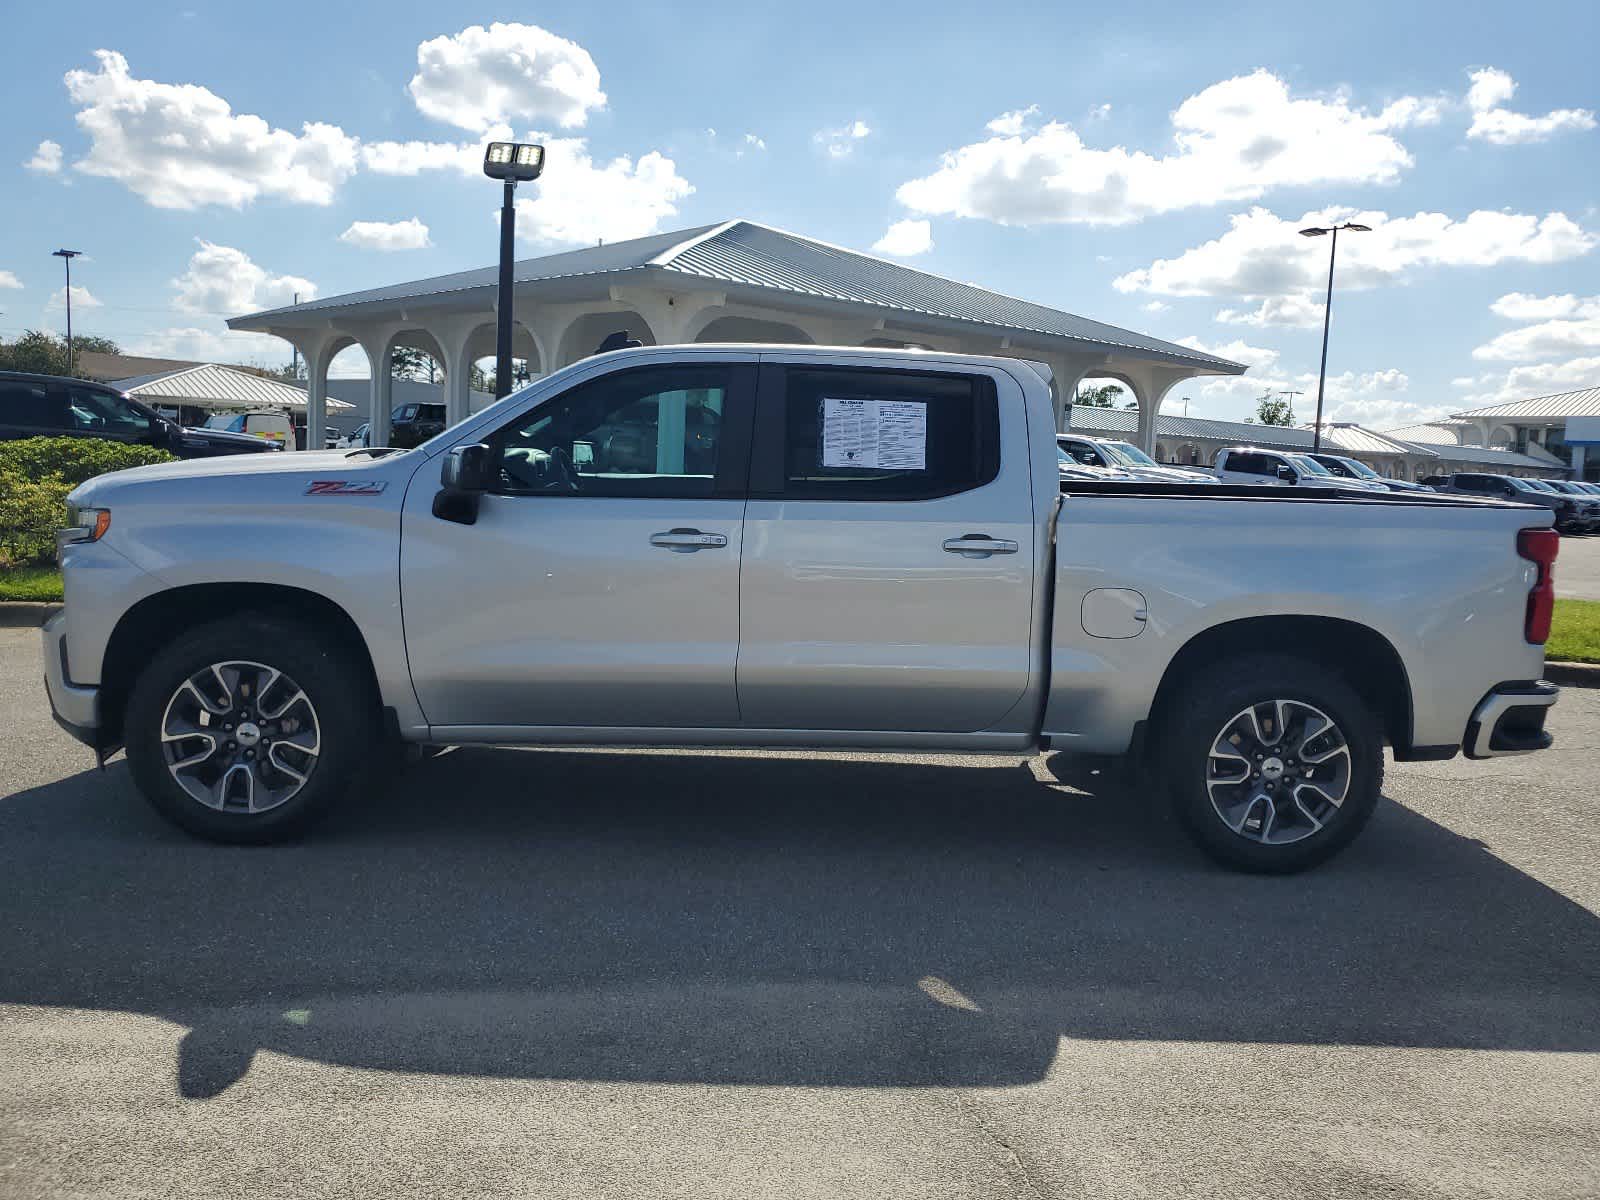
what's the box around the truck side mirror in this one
[434,443,493,524]
[1276,465,1297,483]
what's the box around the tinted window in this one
[492,364,734,499]
[0,381,68,429]
[65,385,151,438]
[1225,452,1273,475]
[763,367,998,501]
[1059,439,1106,467]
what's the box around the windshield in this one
[1337,456,1381,479]
[1524,479,1558,492]
[1287,454,1332,476]
[202,414,245,433]
[1103,441,1160,467]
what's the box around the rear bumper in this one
[1464,680,1559,759]
[41,612,103,748]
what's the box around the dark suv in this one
[0,371,277,458]
[389,402,447,449]
[1435,471,1584,532]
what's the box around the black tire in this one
[1159,653,1383,873]
[124,613,379,843]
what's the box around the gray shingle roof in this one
[233,220,1243,374]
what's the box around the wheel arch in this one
[1146,615,1414,755]
[100,583,383,745]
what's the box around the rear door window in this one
[752,366,999,501]
[1225,452,1271,476]
[1,381,69,431]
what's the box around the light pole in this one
[1299,222,1370,450]
[52,249,83,376]
[482,142,546,398]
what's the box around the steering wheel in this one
[545,445,581,493]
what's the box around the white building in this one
[230,219,1244,452]
[1385,384,1600,481]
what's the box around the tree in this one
[390,345,438,383]
[1255,392,1295,427]
[0,330,121,377]
[1075,381,1127,408]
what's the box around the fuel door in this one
[1081,588,1148,639]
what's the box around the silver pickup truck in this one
[42,345,1562,871]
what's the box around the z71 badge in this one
[305,480,388,496]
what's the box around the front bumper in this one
[1464,680,1560,759]
[41,612,103,749]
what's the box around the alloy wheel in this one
[1205,699,1351,845]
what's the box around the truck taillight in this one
[1517,527,1559,644]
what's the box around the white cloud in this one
[63,50,359,208]
[872,219,933,257]
[1489,291,1600,321]
[896,70,1439,227]
[742,133,766,151]
[24,140,63,174]
[0,270,22,290]
[408,23,606,132]
[814,120,871,158]
[1459,356,1600,408]
[1465,67,1595,146]
[1142,300,1169,313]
[1174,335,1280,371]
[47,285,102,309]
[1088,103,1113,120]
[1215,294,1325,329]
[1114,207,1595,307]
[125,325,296,367]
[171,241,315,315]
[1472,292,1600,361]
[361,136,483,176]
[1186,356,1422,426]
[510,137,693,245]
[339,218,432,252]
[985,106,1039,136]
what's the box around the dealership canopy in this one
[231,218,1245,451]
[112,363,353,412]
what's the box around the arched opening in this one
[462,321,542,410]
[695,315,815,345]
[556,310,657,370]
[313,337,372,449]
[1489,425,1516,451]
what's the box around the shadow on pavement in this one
[3,746,1597,1098]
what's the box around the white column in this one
[305,352,328,453]
[1572,444,1588,480]
[370,351,394,447]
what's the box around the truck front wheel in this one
[124,615,379,843]
[1161,655,1383,873]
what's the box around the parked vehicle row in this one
[44,345,1562,874]
[1,371,278,458]
[1434,472,1600,533]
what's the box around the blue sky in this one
[3,0,1596,427]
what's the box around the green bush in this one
[0,437,175,566]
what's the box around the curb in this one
[0,602,61,629]
[1546,660,1600,688]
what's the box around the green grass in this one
[1548,599,1600,665]
[0,565,63,603]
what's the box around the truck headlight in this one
[59,503,111,548]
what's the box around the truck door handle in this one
[650,528,729,552]
[942,535,1019,557]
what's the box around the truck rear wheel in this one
[124,615,378,843]
[1161,655,1383,873]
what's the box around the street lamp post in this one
[1299,222,1370,451]
[51,249,83,376]
[482,142,546,398]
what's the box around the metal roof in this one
[1306,423,1415,455]
[233,219,1244,374]
[1389,440,1561,471]
[1452,384,1600,421]
[1067,405,1319,450]
[112,364,353,411]
[1381,422,1472,445]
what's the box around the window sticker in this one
[819,397,927,470]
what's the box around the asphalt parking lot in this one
[1,627,1597,1200]
[1558,532,1600,601]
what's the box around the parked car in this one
[1058,434,1214,482]
[43,345,1561,873]
[1306,452,1434,494]
[1212,447,1387,493]
[1433,473,1587,533]
[200,409,295,449]
[390,403,447,449]
[0,370,278,458]
[332,422,372,450]
[1537,480,1600,531]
